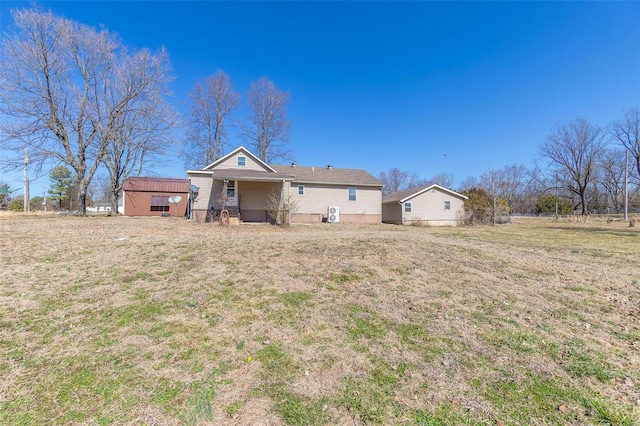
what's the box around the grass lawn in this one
[1,214,639,425]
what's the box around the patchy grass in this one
[0,214,639,424]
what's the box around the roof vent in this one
[312,166,315,172]
[327,165,332,170]
[291,162,296,168]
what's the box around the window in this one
[150,195,170,212]
[348,187,357,201]
[404,202,412,213]
[237,156,246,167]
[298,185,304,195]
[226,180,236,198]
[444,200,451,210]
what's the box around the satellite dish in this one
[168,195,182,219]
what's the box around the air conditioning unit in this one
[328,206,340,223]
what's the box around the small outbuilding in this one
[122,177,190,217]
[382,184,467,226]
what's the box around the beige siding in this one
[211,152,268,171]
[382,202,402,224]
[404,188,464,226]
[190,175,213,211]
[239,181,280,210]
[290,184,381,220]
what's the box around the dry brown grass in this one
[0,214,639,425]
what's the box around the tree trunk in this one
[111,190,119,214]
[77,180,88,215]
[580,192,588,215]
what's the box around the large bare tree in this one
[0,7,173,214]
[243,77,291,162]
[184,70,239,168]
[100,48,177,214]
[610,107,640,179]
[540,118,606,215]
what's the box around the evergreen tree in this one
[48,165,74,209]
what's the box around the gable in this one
[203,146,276,173]
[383,184,467,204]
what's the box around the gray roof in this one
[271,165,383,187]
[383,184,467,203]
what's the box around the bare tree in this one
[598,149,628,213]
[0,7,172,214]
[610,107,640,179]
[101,50,177,213]
[424,173,454,189]
[183,70,239,168]
[242,77,291,162]
[479,168,511,224]
[378,167,422,195]
[540,118,606,215]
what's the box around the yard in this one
[0,214,638,425]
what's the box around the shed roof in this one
[383,184,468,203]
[271,165,383,187]
[123,177,191,193]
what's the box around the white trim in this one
[397,184,468,203]
[348,187,357,201]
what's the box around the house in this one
[187,146,383,223]
[382,184,467,226]
[122,177,190,217]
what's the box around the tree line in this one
[377,113,640,223]
[0,6,638,220]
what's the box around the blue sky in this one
[1,1,639,198]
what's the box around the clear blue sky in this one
[1,1,639,198]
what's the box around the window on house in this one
[226,180,236,198]
[237,156,246,167]
[444,200,451,210]
[150,195,170,212]
[298,185,304,195]
[348,187,357,201]
[404,202,412,213]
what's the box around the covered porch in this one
[189,169,293,223]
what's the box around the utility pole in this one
[23,149,30,212]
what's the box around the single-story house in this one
[382,184,467,226]
[122,177,190,217]
[187,146,383,223]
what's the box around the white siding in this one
[404,188,464,226]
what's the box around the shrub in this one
[8,196,24,212]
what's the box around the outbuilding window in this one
[237,156,246,166]
[404,202,412,213]
[298,185,304,195]
[348,187,357,201]
[444,200,451,210]
[150,195,170,212]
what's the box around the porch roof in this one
[189,168,295,182]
